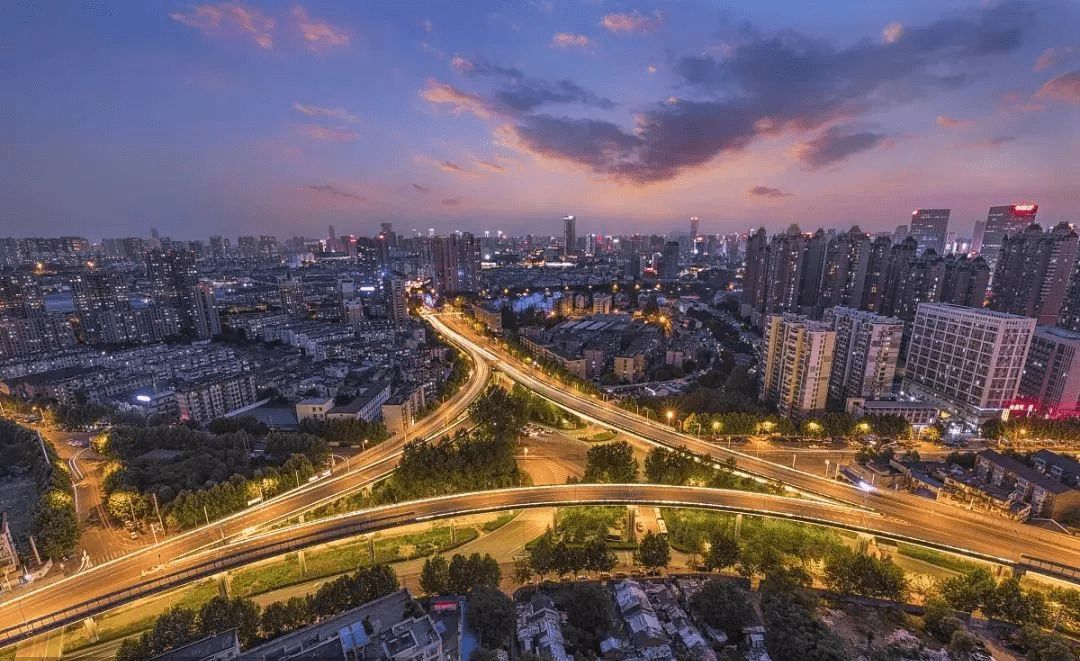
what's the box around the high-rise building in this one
[761,313,836,416]
[389,278,408,321]
[823,307,903,408]
[982,204,1038,270]
[689,216,699,241]
[940,254,990,308]
[971,220,986,255]
[175,373,258,425]
[909,209,950,255]
[860,235,893,312]
[763,225,805,314]
[431,233,480,297]
[989,222,1078,325]
[146,249,198,331]
[661,241,680,281]
[878,236,919,318]
[278,276,306,315]
[740,228,767,317]
[799,229,827,315]
[903,303,1035,424]
[816,227,870,318]
[191,280,221,338]
[893,249,945,324]
[1017,325,1080,416]
[563,215,576,258]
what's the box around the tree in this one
[690,579,752,639]
[469,648,501,661]
[583,441,638,483]
[762,591,848,661]
[447,554,471,594]
[986,578,1048,626]
[583,538,617,573]
[558,582,613,654]
[939,568,997,613]
[822,549,907,600]
[150,606,198,656]
[512,555,534,584]
[947,629,978,658]
[196,596,261,648]
[420,556,450,596]
[704,530,740,572]
[1018,623,1077,661]
[634,531,671,571]
[923,597,964,642]
[467,587,515,648]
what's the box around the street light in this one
[666,411,674,425]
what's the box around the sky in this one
[3,0,1080,241]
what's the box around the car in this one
[635,520,644,532]
[141,564,164,576]
[129,531,139,540]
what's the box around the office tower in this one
[909,209,950,255]
[989,222,1079,325]
[940,254,990,308]
[823,307,903,408]
[661,241,680,281]
[982,204,1038,270]
[760,313,836,417]
[892,225,909,242]
[689,216,699,240]
[258,236,280,262]
[816,227,870,318]
[191,280,221,338]
[763,225,805,314]
[585,233,597,255]
[278,276,306,316]
[389,278,409,321]
[741,227,767,316]
[904,303,1035,424]
[1017,326,1080,416]
[121,237,146,261]
[860,235,893,312]
[971,220,986,255]
[563,215,577,258]
[146,249,198,331]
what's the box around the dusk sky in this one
[4,0,1080,241]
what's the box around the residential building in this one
[982,203,1039,271]
[0,513,19,580]
[815,227,870,318]
[175,373,259,425]
[295,397,335,422]
[148,630,240,661]
[382,387,426,436]
[1017,325,1080,416]
[431,233,480,297]
[740,227,767,318]
[517,594,570,661]
[763,225,805,314]
[975,449,1080,520]
[278,276,306,316]
[989,222,1079,325]
[191,280,221,338]
[389,277,409,321]
[760,313,836,417]
[146,248,198,331]
[823,307,903,408]
[846,399,940,427]
[903,303,1035,425]
[661,241,680,281]
[939,254,990,308]
[909,209,950,255]
[328,382,392,423]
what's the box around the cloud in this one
[600,11,663,34]
[957,136,1015,149]
[1034,46,1077,71]
[439,161,466,173]
[647,65,657,74]
[450,57,523,80]
[791,126,889,169]
[305,184,365,201]
[749,186,792,199]
[1035,71,1080,103]
[292,102,359,123]
[291,5,350,54]
[298,124,359,142]
[999,90,1044,112]
[475,160,505,173]
[882,22,904,44]
[936,115,973,128]
[551,32,593,51]
[442,197,463,206]
[421,18,433,33]
[412,183,430,192]
[489,2,1035,184]
[420,79,498,119]
[170,2,274,49]
[495,79,616,113]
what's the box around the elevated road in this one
[0,325,490,640]
[426,313,1080,556]
[4,482,1080,647]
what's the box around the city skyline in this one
[4,0,1080,238]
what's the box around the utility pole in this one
[152,493,165,539]
[204,505,211,527]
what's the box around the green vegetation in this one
[0,418,78,560]
[581,441,638,483]
[510,384,583,429]
[297,417,389,447]
[761,588,848,661]
[553,583,614,656]
[896,543,982,574]
[481,512,516,533]
[982,416,1080,442]
[467,587,516,649]
[419,552,501,595]
[937,568,1050,626]
[690,578,753,639]
[822,548,908,600]
[416,319,470,417]
[116,565,400,661]
[643,445,783,495]
[580,430,616,442]
[634,530,671,570]
[525,530,618,579]
[551,506,626,544]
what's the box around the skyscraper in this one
[661,241,680,281]
[982,204,1038,270]
[741,227,767,317]
[563,215,576,258]
[860,235,893,312]
[904,303,1035,424]
[909,209,950,255]
[146,249,198,332]
[823,307,903,408]
[689,216,699,240]
[431,233,481,297]
[815,227,870,318]
[939,254,990,308]
[191,280,221,338]
[278,276,306,316]
[761,313,836,417]
[971,220,986,255]
[389,277,408,321]
[763,225,805,314]
[1017,325,1080,416]
[989,222,1078,325]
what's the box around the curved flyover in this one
[427,313,1080,556]
[3,483,1080,648]
[0,324,491,644]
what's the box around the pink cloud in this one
[551,32,593,51]
[291,5,350,54]
[1035,71,1080,103]
[935,115,973,128]
[1034,46,1077,72]
[450,56,474,73]
[292,102,359,123]
[170,2,275,49]
[442,197,464,206]
[599,11,662,34]
[420,79,498,119]
[882,22,904,44]
[298,124,359,142]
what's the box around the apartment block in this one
[823,307,903,408]
[1017,325,1080,416]
[760,313,836,417]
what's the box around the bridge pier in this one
[297,550,307,576]
[81,616,98,644]
[1010,565,1026,580]
[734,513,742,539]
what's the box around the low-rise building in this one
[295,397,335,422]
[516,594,570,661]
[328,382,392,423]
[148,629,240,661]
[175,372,258,426]
[382,387,426,436]
[846,398,940,428]
[975,449,1080,519]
